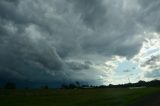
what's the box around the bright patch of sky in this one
[103,32,160,85]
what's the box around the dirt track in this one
[132,92,160,106]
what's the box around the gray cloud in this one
[137,0,160,32]
[72,0,143,58]
[142,55,160,79]
[145,69,160,78]
[66,61,90,71]
[70,0,107,29]
[123,69,130,73]
[141,55,160,70]
[0,0,159,85]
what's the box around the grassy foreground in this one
[0,87,160,106]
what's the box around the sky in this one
[0,0,160,87]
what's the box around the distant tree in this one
[99,85,107,88]
[134,80,146,87]
[61,84,69,89]
[108,84,113,87]
[4,82,16,89]
[44,85,48,89]
[75,81,80,88]
[148,79,160,87]
[81,85,89,88]
[69,83,76,89]
[42,85,49,89]
[25,87,29,90]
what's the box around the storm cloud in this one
[0,0,160,86]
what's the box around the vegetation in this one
[0,80,160,106]
[60,80,160,89]
[106,80,160,88]
[0,87,160,106]
[4,82,16,89]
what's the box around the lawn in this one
[0,87,160,106]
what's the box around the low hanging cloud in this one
[142,55,160,79]
[0,0,160,85]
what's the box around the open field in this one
[0,87,160,106]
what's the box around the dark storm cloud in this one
[137,0,160,32]
[0,0,159,84]
[0,33,64,81]
[69,0,143,58]
[70,0,107,29]
[0,0,26,24]
[66,61,90,71]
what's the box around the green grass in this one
[0,87,160,106]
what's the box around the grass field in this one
[0,87,160,106]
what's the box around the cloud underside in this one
[0,0,160,85]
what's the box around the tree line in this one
[1,79,160,89]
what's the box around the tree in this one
[61,84,68,89]
[41,85,49,89]
[75,81,80,88]
[4,82,16,89]
[69,83,76,89]
[44,85,48,89]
